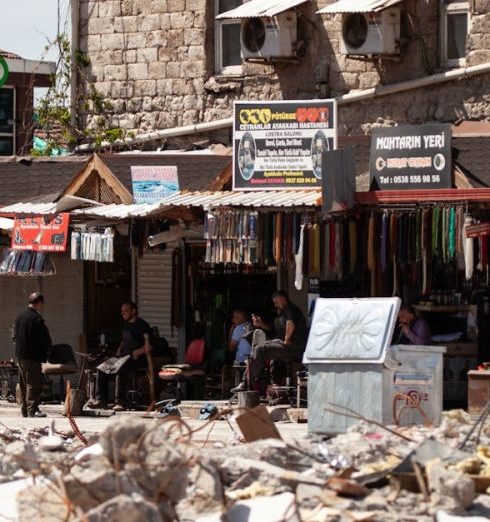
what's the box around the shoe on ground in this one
[112,403,125,412]
[28,411,47,418]
[21,411,27,418]
[230,382,247,394]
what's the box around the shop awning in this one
[72,190,322,220]
[216,0,309,19]
[318,0,402,14]
[355,188,490,204]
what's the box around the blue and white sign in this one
[131,166,180,204]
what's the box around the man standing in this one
[232,291,306,392]
[93,302,152,410]
[15,292,52,418]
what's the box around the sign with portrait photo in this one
[370,123,452,190]
[233,100,337,190]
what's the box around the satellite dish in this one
[242,18,266,53]
[342,13,368,50]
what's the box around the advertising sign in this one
[131,166,179,204]
[0,55,9,89]
[233,100,337,190]
[11,213,70,252]
[370,123,452,190]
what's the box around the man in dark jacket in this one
[15,292,52,417]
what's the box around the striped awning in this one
[216,0,309,19]
[318,0,402,14]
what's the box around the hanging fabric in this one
[294,224,305,290]
[367,212,375,272]
[310,223,321,275]
[463,215,474,280]
[380,212,388,273]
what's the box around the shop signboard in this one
[11,213,70,252]
[370,123,452,190]
[131,166,179,204]
[233,100,337,190]
[0,55,9,88]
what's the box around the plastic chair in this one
[158,339,205,400]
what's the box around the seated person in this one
[91,301,152,410]
[231,290,306,393]
[228,309,252,365]
[397,305,431,345]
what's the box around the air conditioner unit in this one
[241,11,297,60]
[340,8,401,56]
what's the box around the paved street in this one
[0,402,309,444]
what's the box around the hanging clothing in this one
[380,212,388,272]
[349,219,357,274]
[310,224,321,275]
[294,225,305,290]
[367,213,375,272]
[463,216,474,280]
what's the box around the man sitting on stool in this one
[92,302,152,410]
[231,291,306,393]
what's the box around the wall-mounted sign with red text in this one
[233,100,337,190]
[11,213,70,252]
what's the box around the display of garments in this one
[367,213,375,271]
[310,224,321,275]
[349,219,357,274]
[71,228,114,263]
[380,212,388,272]
[0,249,55,276]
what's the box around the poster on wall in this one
[370,123,452,190]
[11,213,70,252]
[131,166,180,204]
[233,100,337,190]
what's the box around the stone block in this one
[151,0,168,11]
[126,32,146,49]
[98,1,122,18]
[135,80,157,96]
[84,35,102,53]
[121,0,135,16]
[128,63,149,79]
[183,28,205,46]
[137,47,158,63]
[111,81,133,99]
[188,45,205,61]
[101,33,125,50]
[91,65,105,82]
[138,14,161,32]
[170,12,194,29]
[166,62,181,78]
[87,17,115,35]
[104,64,128,81]
[468,49,490,66]
[149,61,167,79]
[114,16,138,33]
[157,79,173,95]
[359,72,380,90]
[183,110,199,125]
[186,0,205,11]
[181,60,205,79]
[169,0,185,11]
[146,31,166,48]
[124,50,138,63]
[97,50,124,66]
[161,13,171,30]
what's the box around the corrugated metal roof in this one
[0,202,59,215]
[73,190,321,219]
[216,0,309,19]
[318,0,402,14]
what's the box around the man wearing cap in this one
[14,292,52,417]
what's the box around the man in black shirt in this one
[93,302,152,410]
[231,290,307,393]
[15,292,52,417]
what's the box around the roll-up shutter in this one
[0,254,84,361]
[137,248,178,348]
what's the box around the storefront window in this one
[215,0,243,74]
[0,88,14,155]
[440,1,470,66]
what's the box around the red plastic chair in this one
[184,339,205,366]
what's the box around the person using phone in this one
[397,305,431,345]
[231,290,306,393]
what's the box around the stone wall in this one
[77,0,490,143]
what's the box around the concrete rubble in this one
[0,411,490,521]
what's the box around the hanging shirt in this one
[231,322,252,363]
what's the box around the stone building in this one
[74,0,490,147]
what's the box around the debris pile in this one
[4,410,490,521]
